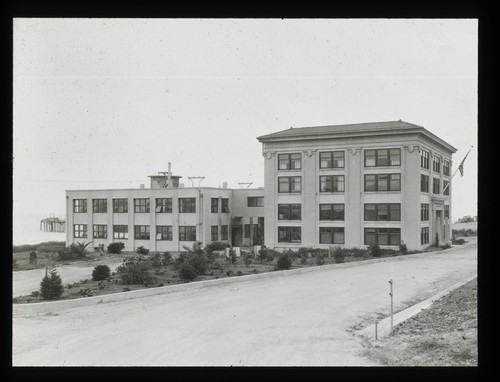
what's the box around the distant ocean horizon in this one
[13,212,66,246]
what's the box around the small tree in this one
[276,253,292,270]
[333,246,345,263]
[108,242,125,254]
[178,262,197,281]
[399,241,408,254]
[40,266,63,300]
[136,246,149,255]
[369,244,382,257]
[92,264,111,281]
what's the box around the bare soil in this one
[361,277,477,366]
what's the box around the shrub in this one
[452,238,466,245]
[227,248,237,264]
[440,243,451,249]
[369,244,382,257]
[242,252,252,267]
[175,245,209,275]
[399,241,408,254]
[117,257,154,285]
[316,254,325,266]
[92,264,111,281]
[40,266,63,300]
[333,247,345,263]
[351,247,366,259]
[136,246,150,255]
[108,242,125,254]
[162,252,173,265]
[258,246,278,262]
[150,252,163,267]
[300,253,308,264]
[276,253,292,270]
[205,242,227,251]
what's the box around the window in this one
[253,224,260,239]
[278,226,301,243]
[320,175,345,192]
[179,226,196,241]
[156,225,172,241]
[93,199,107,213]
[278,204,301,220]
[278,153,301,170]
[211,198,219,213]
[443,160,450,176]
[319,204,344,221]
[421,227,429,245]
[113,199,128,213]
[156,198,172,213]
[444,205,450,219]
[113,225,128,239]
[74,224,87,238]
[179,198,196,213]
[433,178,440,194]
[247,196,264,207]
[364,204,400,221]
[93,224,107,239]
[433,155,441,173]
[365,228,401,246]
[211,226,219,241]
[443,180,450,196]
[221,198,230,213]
[244,224,251,238]
[221,225,228,240]
[364,174,400,191]
[134,225,150,240]
[421,203,429,221]
[421,174,429,193]
[319,227,345,244]
[319,151,344,169]
[365,149,401,167]
[421,149,430,169]
[134,198,150,213]
[73,199,87,213]
[278,176,301,193]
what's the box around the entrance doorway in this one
[232,226,242,247]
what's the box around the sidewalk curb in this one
[13,244,476,316]
[356,273,477,340]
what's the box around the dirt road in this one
[12,243,477,366]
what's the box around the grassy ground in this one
[361,277,477,366]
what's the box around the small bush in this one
[92,264,111,281]
[117,258,154,285]
[440,243,451,249]
[205,242,227,251]
[150,252,163,267]
[258,246,278,262]
[40,267,64,300]
[300,253,308,264]
[108,242,125,254]
[351,247,366,259]
[276,253,292,270]
[333,247,345,263]
[242,252,252,267]
[316,254,325,266]
[136,246,149,255]
[369,244,382,257]
[162,252,173,265]
[452,238,466,245]
[399,241,408,254]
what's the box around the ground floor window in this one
[244,224,251,238]
[156,225,172,241]
[221,225,228,240]
[319,227,344,244]
[278,226,301,243]
[113,225,128,240]
[93,224,107,239]
[134,225,150,240]
[211,225,219,241]
[179,226,196,241]
[74,224,87,238]
[421,227,429,245]
[364,228,401,245]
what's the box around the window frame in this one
[155,198,172,213]
[433,155,441,173]
[432,177,441,194]
[278,204,302,220]
[74,224,87,238]
[179,198,196,213]
[156,225,173,241]
[319,204,345,221]
[319,175,345,193]
[211,198,219,213]
[278,176,302,193]
[443,180,450,196]
[364,228,401,246]
[221,198,230,213]
[319,151,345,169]
[211,225,219,241]
[421,174,429,193]
[277,226,301,243]
[420,149,430,169]
[278,152,302,171]
[247,196,264,207]
[134,198,150,213]
[93,224,107,239]
[443,160,450,176]
[134,225,150,240]
[319,227,345,244]
[113,225,128,239]
[92,199,107,213]
[113,198,128,213]
[364,148,401,167]
[179,225,197,241]
[421,226,429,245]
[364,174,401,192]
[421,203,430,221]
[73,199,87,213]
[364,204,400,221]
[221,225,228,240]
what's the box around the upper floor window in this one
[444,205,450,219]
[179,198,196,213]
[134,225,150,240]
[421,174,429,193]
[211,198,219,213]
[93,199,107,213]
[433,155,441,173]
[247,196,264,207]
[433,178,440,194]
[278,176,301,193]
[443,180,450,196]
[320,175,344,192]
[364,204,400,221]
[420,149,430,169]
[278,204,301,220]
[443,160,450,176]
[156,225,172,241]
[221,198,230,213]
[421,203,429,221]
[365,149,401,167]
[319,204,344,221]
[364,174,401,192]
[278,153,301,171]
[113,198,128,213]
[156,198,172,213]
[74,224,87,238]
[278,226,301,243]
[73,199,87,213]
[319,151,344,169]
[134,198,150,213]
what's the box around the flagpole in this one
[442,146,473,195]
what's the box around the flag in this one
[458,161,464,177]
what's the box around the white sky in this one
[13,18,478,227]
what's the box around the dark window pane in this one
[365,175,376,191]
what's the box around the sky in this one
[12,18,478,244]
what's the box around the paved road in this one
[12,242,477,366]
